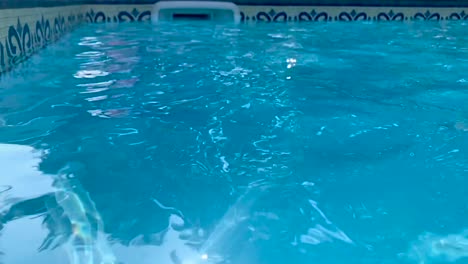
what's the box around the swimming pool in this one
[0,21,468,264]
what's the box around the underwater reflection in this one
[50,163,116,264]
[0,145,116,264]
[0,144,58,263]
[0,144,54,201]
[108,181,270,264]
[407,229,468,264]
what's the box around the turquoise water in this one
[1,21,468,264]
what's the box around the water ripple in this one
[1,21,468,264]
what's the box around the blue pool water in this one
[0,21,468,264]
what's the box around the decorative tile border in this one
[0,6,84,74]
[82,5,468,23]
[84,5,152,23]
[239,6,468,22]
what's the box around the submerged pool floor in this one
[0,22,468,264]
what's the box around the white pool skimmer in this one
[151,1,241,23]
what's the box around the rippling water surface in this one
[1,22,468,264]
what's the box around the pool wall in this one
[85,5,468,23]
[2,0,468,74]
[0,5,84,74]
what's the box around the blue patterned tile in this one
[117,8,151,22]
[255,10,289,22]
[298,10,329,21]
[85,8,151,23]
[412,10,441,21]
[448,10,468,20]
[376,10,405,21]
[337,9,368,21]
[0,12,83,73]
